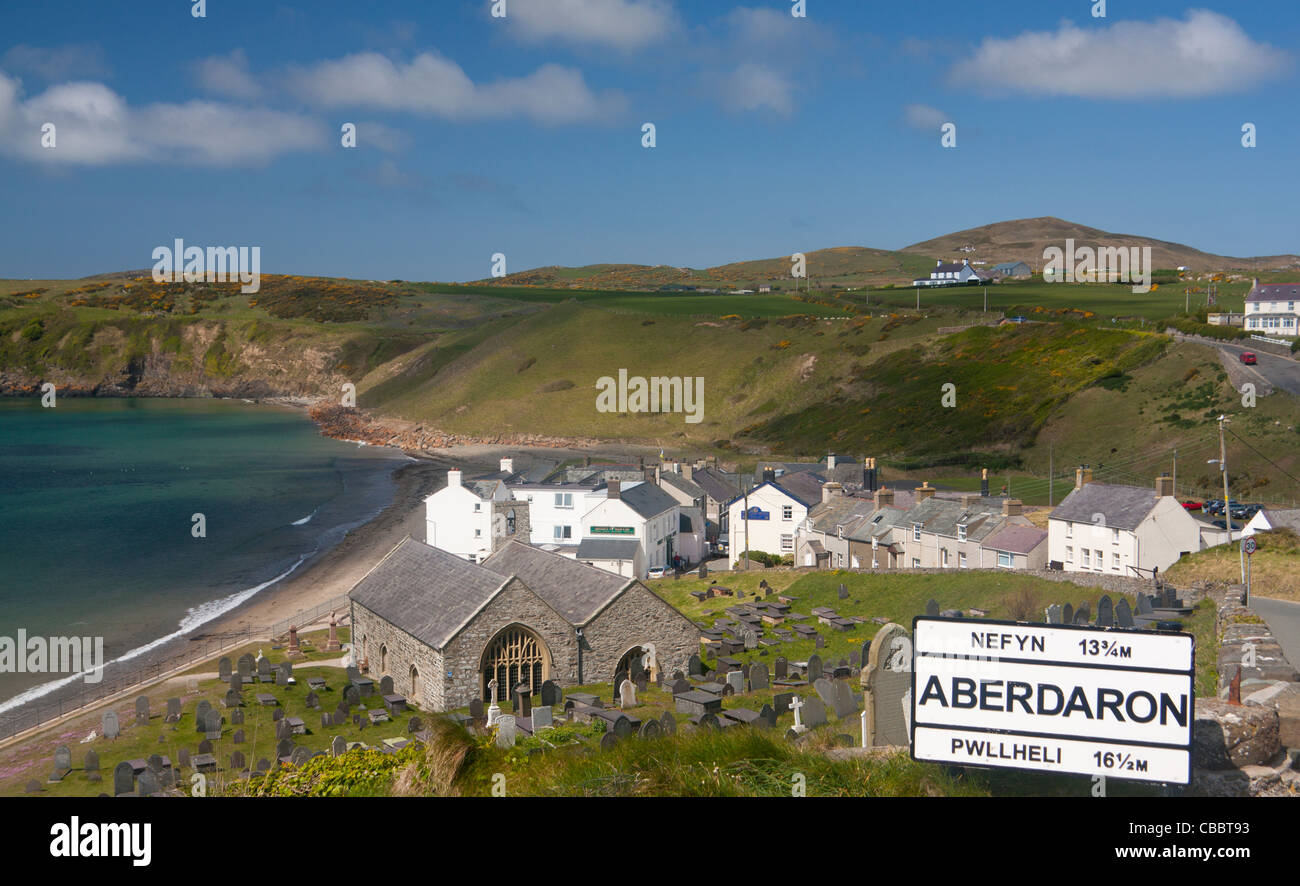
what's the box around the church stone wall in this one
[350,600,446,711]
[583,583,700,685]
[441,577,578,711]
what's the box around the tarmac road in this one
[1251,596,1300,672]
[1177,334,1300,398]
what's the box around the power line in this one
[1226,427,1300,487]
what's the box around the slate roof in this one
[658,470,705,500]
[983,524,1048,554]
[1049,483,1160,532]
[576,538,641,561]
[693,466,745,503]
[773,472,826,508]
[349,538,510,649]
[1259,508,1300,533]
[1245,283,1300,303]
[934,262,971,274]
[993,262,1030,274]
[847,505,911,542]
[482,540,630,625]
[902,496,1006,541]
[613,481,679,518]
[806,496,877,535]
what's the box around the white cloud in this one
[903,103,948,130]
[286,52,625,124]
[2,44,111,81]
[504,0,676,50]
[717,63,794,115]
[949,10,1290,98]
[194,49,262,100]
[0,71,326,166]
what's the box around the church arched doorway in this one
[613,643,656,689]
[480,624,549,704]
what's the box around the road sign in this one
[911,617,1195,785]
[1244,536,1257,555]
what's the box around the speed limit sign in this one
[1244,537,1257,555]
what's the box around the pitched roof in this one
[1246,283,1300,303]
[773,472,826,507]
[983,524,1048,554]
[693,466,744,503]
[1258,508,1300,533]
[658,470,705,499]
[902,496,1005,541]
[613,481,679,518]
[576,538,641,561]
[482,540,630,624]
[806,495,877,534]
[348,537,509,649]
[1048,483,1160,532]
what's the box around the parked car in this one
[1240,352,1258,365]
[1203,499,1224,515]
[1181,500,1203,511]
[646,566,666,579]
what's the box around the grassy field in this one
[1166,528,1300,603]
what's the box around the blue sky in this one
[1,0,1297,281]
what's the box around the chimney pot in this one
[448,469,462,488]
[1002,498,1023,517]
[500,457,513,474]
[874,487,895,508]
[1155,474,1174,497]
[608,479,621,499]
[915,482,935,502]
[822,482,843,504]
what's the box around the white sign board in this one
[910,617,1195,785]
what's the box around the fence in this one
[0,595,351,744]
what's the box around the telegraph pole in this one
[1217,415,1245,585]
[1049,444,1053,507]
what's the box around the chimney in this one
[638,456,644,470]
[961,493,980,508]
[499,457,513,474]
[584,456,592,467]
[447,469,462,489]
[762,468,776,485]
[682,464,693,481]
[980,468,989,497]
[655,465,662,484]
[1156,473,1174,498]
[607,479,621,499]
[1002,499,1023,517]
[874,487,894,509]
[1075,465,1093,489]
[827,453,837,471]
[962,258,969,266]
[936,260,942,267]
[822,482,843,504]
[915,481,936,502]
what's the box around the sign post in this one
[911,617,1195,785]
[1243,536,1256,605]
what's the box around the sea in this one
[0,397,410,713]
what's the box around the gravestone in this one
[331,735,347,757]
[698,562,708,579]
[224,689,240,708]
[273,707,284,722]
[256,758,271,773]
[533,705,554,730]
[670,677,691,696]
[276,719,293,741]
[600,732,618,751]
[112,761,133,795]
[496,715,517,748]
[1136,594,1154,616]
[1096,595,1114,628]
[202,709,222,739]
[738,626,759,650]
[83,749,99,774]
[165,698,182,723]
[1116,598,1135,628]
[321,713,333,729]
[925,599,939,618]
[638,719,662,739]
[469,698,484,721]
[619,679,637,709]
[343,685,360,707]
[659,711,677,735]
[1046,604,1063,625]
[774,656,788,680]
[276,663,292,686]
[758,704,777,729]
[137,770,160,797]
[51,745,72,781]
[696,712,719,731]
[380,675,394,696]
[815,634,825,649]
[229,672,242,694]
[1062,603,1074,624]
[335,702,350,723]
[230,750,246,771]
[687,653,704,677]
[513,685,532,717]
[218,657,232,682]
[230,709,244,725]
[773,691,792,716]
[749,662,769,692]
[802,696,828,729]
[539,680,561,708]
[290,747,312,767]
[409,716,424,733]
[725,671,744,695]
[135,696,149,726]
[257,655,273,682]
[807,654,823,683]
[198,739,213,755]
[195,701,212,732]
[177,748,190,768]
[305,691,319,710]
[838,583,848,600]
[233,729,244,744]
[860,622,912,747]
[276,739,293,760]
[1076,601,1090,624]
[237,653,254,678]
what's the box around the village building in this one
[1243,507,1300,537]
[348,537,699,711]
[991,261,1032,278]
[1244,280,1300,336]
[913,258,985,287]
[1047,469,1204,575]
[423,465,531,563]
[582,480,681,574]
[725,471,824,565]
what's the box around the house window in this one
[1065,522,1073,538]
[1065,545,1073,563]
[1111,528,1119,544]
[836,552,844,567]
[911,558,920,569]
[555,493,573,509]
[959,552,968,568]
[474,529,482,538]
[1112,552,1121,570]
[782,506,793,521]
[780,534,794,552]
[957,524,967,542]
[997,552,1013,569]
[836,525,844,538]
[913,523,922,541]
[940,549,949,567]
[1094,549,1103,571]
[1081,549,1090,567]
[474,502,481,512]
[554,525,572,540]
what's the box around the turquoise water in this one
[0,398,406,709]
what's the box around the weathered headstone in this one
[380,675,394,696]
[276,739,293,760]
[343,685,360,707]
[814,634,825,649]
[1135,594,1154,616]
[224,689,240,708]
[773,691,793,716]
[1076,601,1090,624]
[807,654,823,683]
[1116,598,1135,628]
[112,761,133,795]
[237,653,254,678]
[1045,604,1063,625]
[1062,602,1074,624]
[218,657,232,682]
[758,703,777,729]
[925,599,939,618]
[177,747,190,769]
[195,700,212,732]
[533,705,554,730]
[860,622,912,747]
[659,711,677,735]
[51,745,72,781]
[83,749,100,774]
[1096,595,1114,628]
[619,679,637,709]
[749,662,769,692]
[198,739,213,755]
[670,677,691,696]
[838,583,848,600]
[272,707,284,722]
[230,750,246,771]
[230,708,244,725]
[202,709,222,739]
[773,656,788,679]
[802,696,828,729]
[305,690,319,710]
[290,747,311,767]
[321,713,333,728]
[332,735,347,757]
[134,696,149,726]
[256,758,271,773]
[137,770,160,797]
[409,716,424,733]
[469,697,484,721]
[276,662,292,686]
[687,653,704,677]
[276,718,293,741]
[165,697,182,722]
[496,714,517,748]
[738,626,759,650]
[539,680,561,707]
[725,670,744,695]
[232,729,244,744]
[513,684,532,717]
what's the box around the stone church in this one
[347,537,700,711]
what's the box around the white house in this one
[1047,471,1204,575]
[424,465,530,563]
[913,258,983,287]
[725,472,824,566]
[581,480,681,575]
[507,480,607,549]
[1243,508,1300,537]
[1244,280,1300,337]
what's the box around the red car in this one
[1240,352,1258,365]
[1181,500,1202,511]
